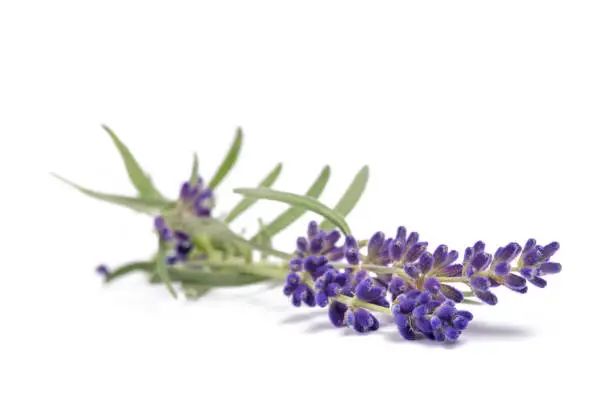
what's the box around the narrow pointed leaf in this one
[168,267,269,286]
[250,165,331,241]
[224,163,283,223]
[52,174,172,214]
[234,187,351,236]
[189,153,200,185]
[320,165,369,231]
[208,128,243,188]
[102,125,163,199]
[156,238,177,298]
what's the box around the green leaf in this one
[254,218,273,260]
[234,186,351,236]
[189,153,200,185]
[105,261,154,283]
[168,266,269,286]
[156,238,178,298]
[224,163,283,223]
[320,166,369,231]
[52,173,172,214]
[102,125,163,199]
[250,165,331,241]
[208,127,243,189]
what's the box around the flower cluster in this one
[154,216,194,265]
[282,221,562,342]
[178,178,214,217]
[392,292,473,341]
[462,239,561,305]
[296,221,344,260]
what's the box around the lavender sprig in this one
[280,222,561,342]
[55,125,562,343]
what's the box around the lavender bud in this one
[470,276,490,291]
[540,262,562,274]
[398,325,417,340]
[444,326,460,341]
[309,232,325,254]
[389,277,408,296]
[522,249,540,266]
[315,291,329,307]
[403,264,420,279]
[296,237,308,253]
[436,304,456,320]
[419,253,434,274]
[423,277,441,294]
[503,274,527,290]
[328,302,348,327]
[416,292,432,306]
[473,241,486,253]
[529,276,548,288]
[520,267,537,279]
[396,226,407,243]
[412,304,428,318]
[282,284,294,296]
[398,296,417,314]
[475,290,498,305]
[355,279,385,302]
[346,247,360,265]
[389,239,405,261]
[498,242,522,262]
[405,242,428,262]
[326,247,345,261]
[326,283,341,297]
[471,252,490,271]
[541,242,560,259]
[443,264,463,277]
[463,247,474,263]
[325,230,342,246]
[307,221,319,239]
[433,245,449,266]
[456,310,474,321]
[440,284,464,303]
[406,232,419,248]
[430,315,443,331]
[96,264,110,277]
[453,316,469,330]
[179,182,193,200]
[286,272,300,287]
[394,313,409,329]
[367,232,385,255]
[524,238,537,252]
[494,262,511,276]
[414,316,433,333]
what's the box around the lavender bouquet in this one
[54,126,562,342]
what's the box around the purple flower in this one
[178,178,214,218]
[392,292,472,342]
[345,235,361,265]
[355,278,387,303]
[346,308,379,333]
[329,301,348,327]
[296,221,345,261]
[96,264,110,278]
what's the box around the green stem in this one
[437,277,468,283]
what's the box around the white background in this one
[1,1,611,407]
